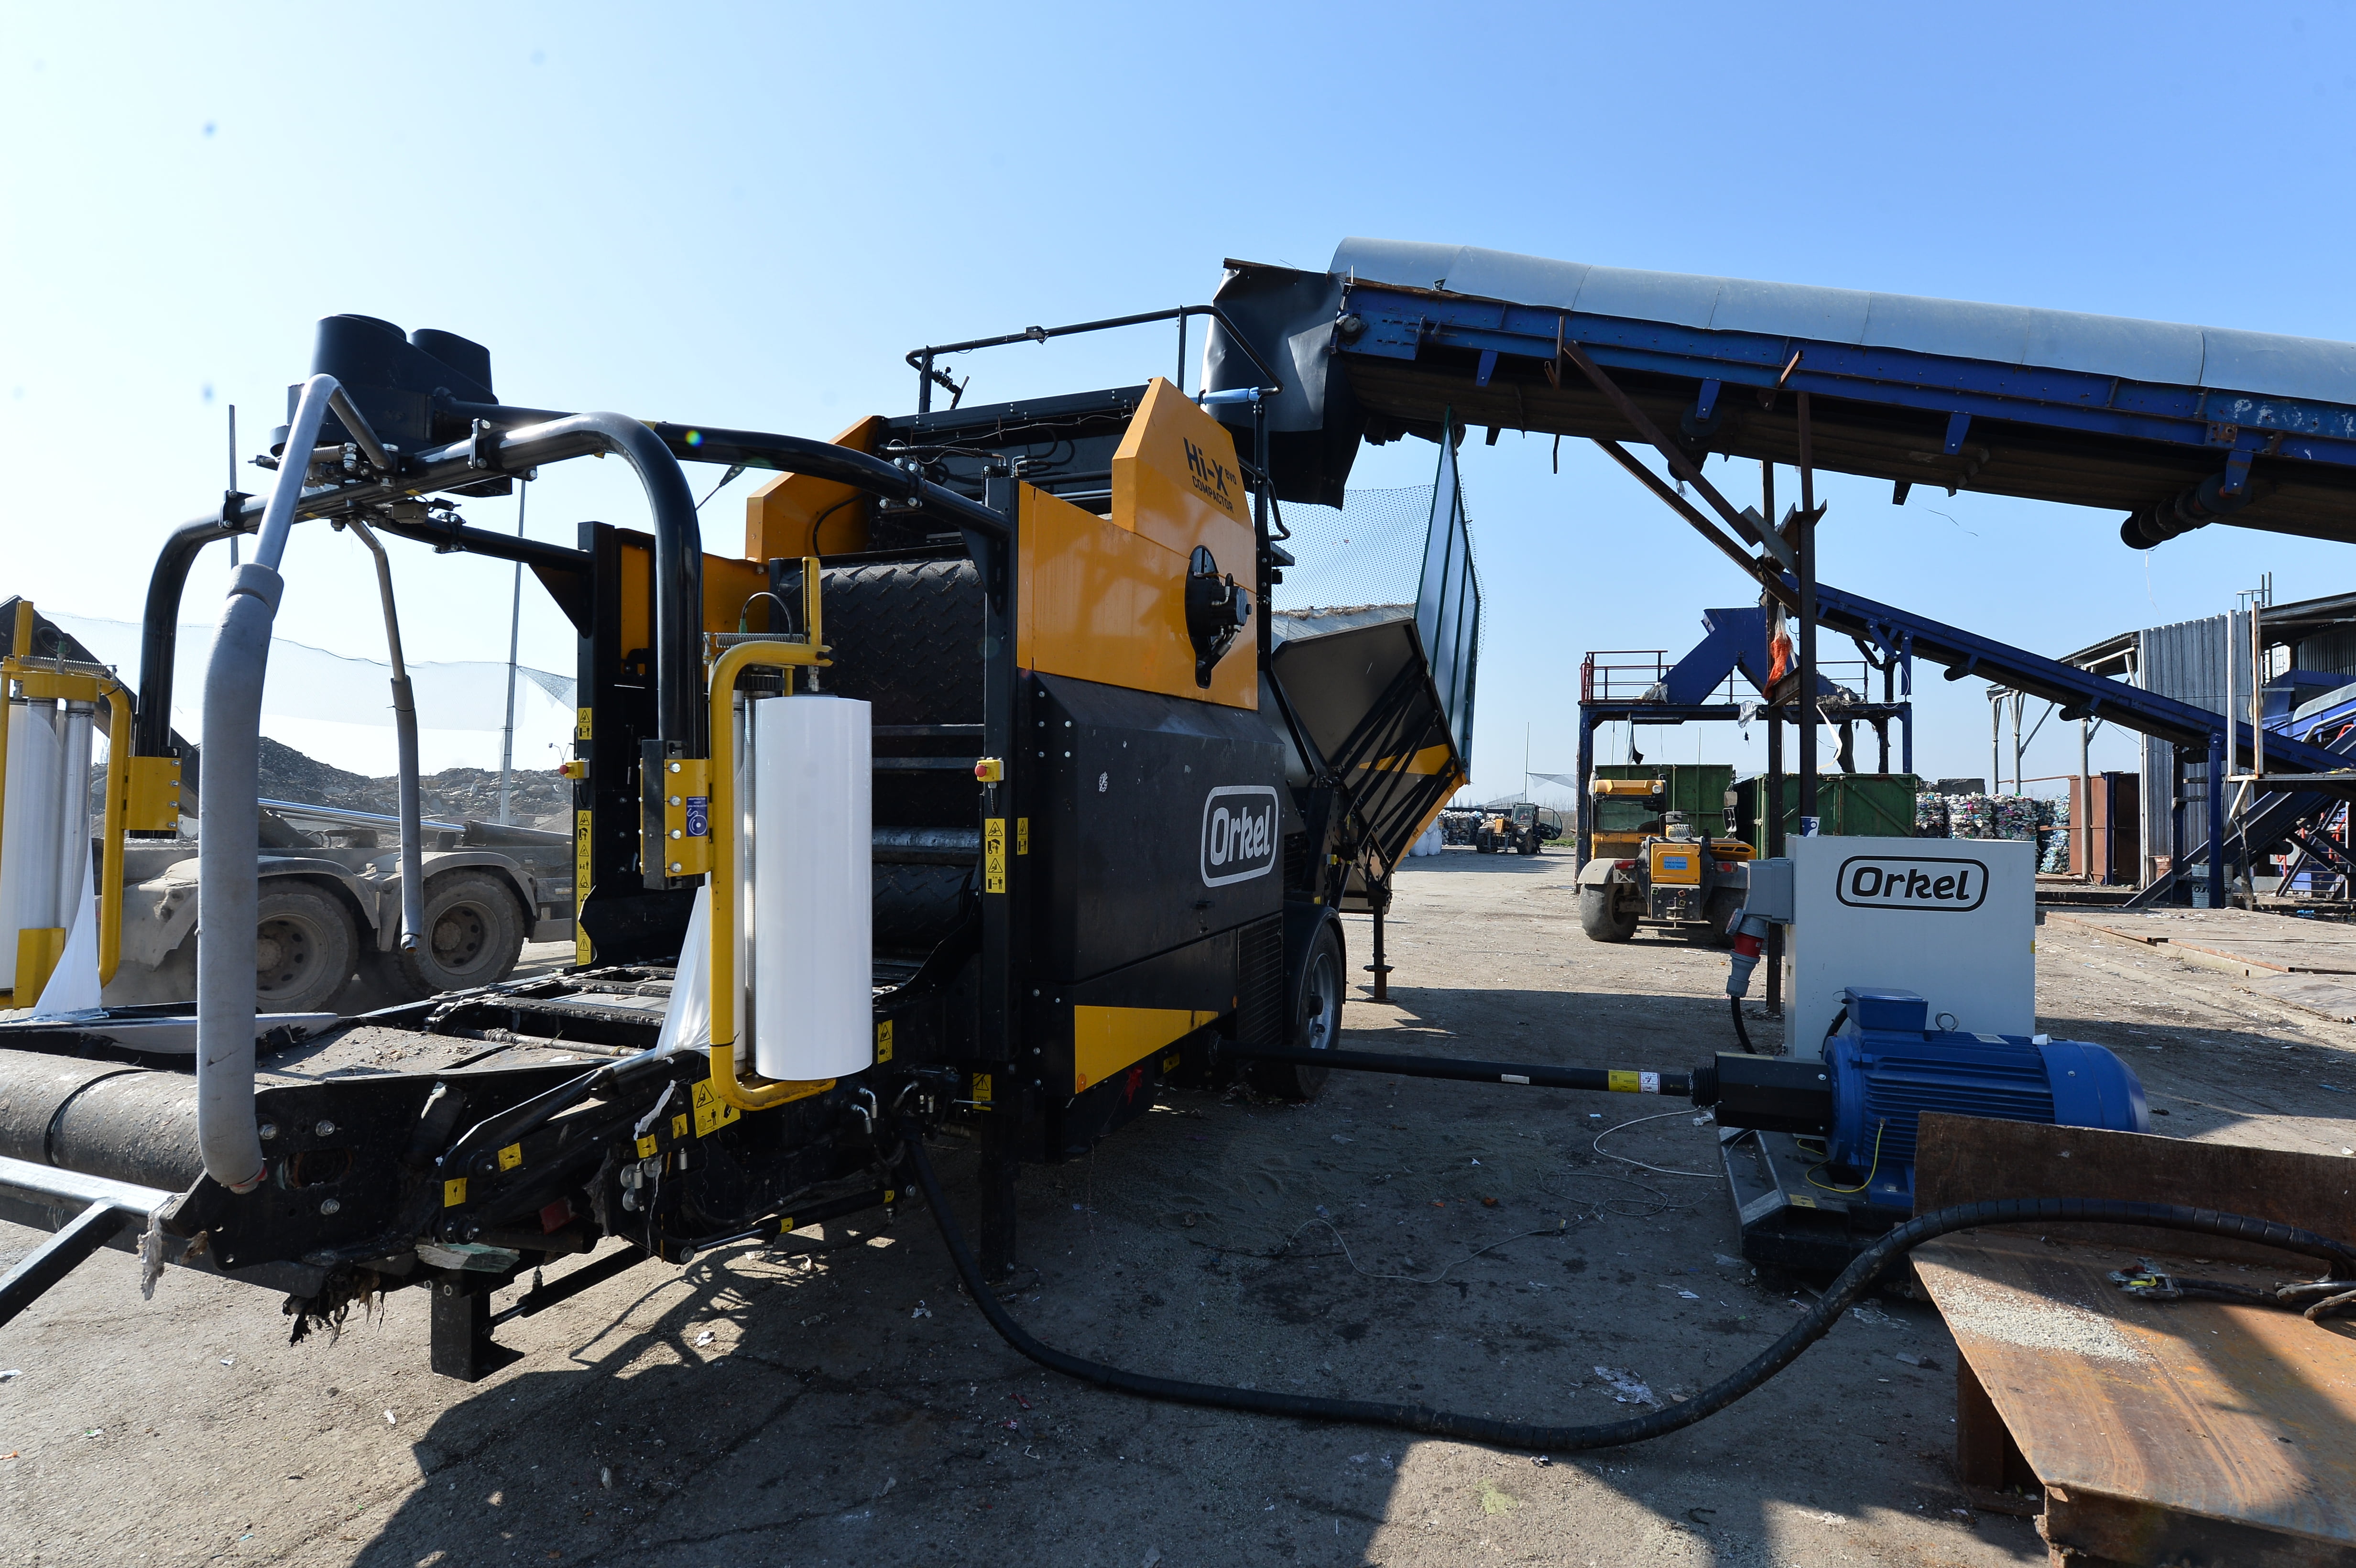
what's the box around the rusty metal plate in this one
[1917,1232,2356,1565]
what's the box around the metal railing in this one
[1579,649,1874,706]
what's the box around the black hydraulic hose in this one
[1227,1044,1689,1098]
[637,421,1013,541]
[1730,996,1757,1055]
[903,1127,2355,1451]
[442,400,1014,543]
[442,1049,677,1177]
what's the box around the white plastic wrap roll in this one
[0,703,66,989]
[53,703,93,924]
[751,695,872,1081]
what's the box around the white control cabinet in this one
[1778,835,2036,1059]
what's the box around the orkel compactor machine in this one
[0,304,1475,1376]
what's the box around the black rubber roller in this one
[874,863,972,956]
[819,560,983,728]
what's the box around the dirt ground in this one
[4,848,2354,1568]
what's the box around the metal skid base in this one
[1720,1126,1904,1274]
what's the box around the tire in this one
[1701,890,1744,948]
[1579,885,1639,944]
[252,884,359,1014]
[1475,832,1494,854]
[393,871,527,994]
[1249,921,1343,1101]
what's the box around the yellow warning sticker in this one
[1016,817,1029,855]
[1789,1193,1819,1209]
[983,817,1007,893]
[1607,1070,1639,1093]
[691,1079,742,1138]
[971,1072,994,1104]
[442,1177,468,1207]
[573,808,595,968]
[497,1143,523,1171]
[672,1112,690,1142]
[876,1019,894,1063]
[635,1134,658,1159]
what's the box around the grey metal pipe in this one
[325,388,392,472]
[196,372,338,1192]
[343,517,424,950]
[0,1151,177,1217]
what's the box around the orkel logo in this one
[1835,854,1989,913]
[1181,436,1240,516]
[1200,785,1277,887]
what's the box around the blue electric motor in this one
[1819,987,2148,1209]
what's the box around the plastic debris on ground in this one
[1592,1365,1659,1406]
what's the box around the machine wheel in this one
[1701,890,1744,948]
[1250,922,1343,1102]
[1517,832,1539,855]
[393,871,527,995]
[1474,832,1494,854]
[1579,885,1639,944]
[253,884,359,1014]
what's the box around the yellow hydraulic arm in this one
[692,560,844,1113]
[0,599,179,1002]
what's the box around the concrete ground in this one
[4,849,2354,1567]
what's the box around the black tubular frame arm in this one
[903,1126,2356,1453]
[902,305,1287,411]
[433,402,1017,542]
[136,413,703,758]
[1225,1044,1690,1098]
[135,500,591,762]
[137,399,1041,763]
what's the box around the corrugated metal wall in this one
[2136,610,2252,882]
[2292,626,2356,679]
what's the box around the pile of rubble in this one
[253,737,570,830]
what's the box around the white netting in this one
[51,612,574,778]
[1271,485,1451,612]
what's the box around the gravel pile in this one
[93,736,571,833]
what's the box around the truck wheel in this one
[253,885,359,1013]
[1475,832,1494,854]
[1579,886,1639,943]
[394,871,526,994]
[1250,922,1342,1102]
[1701,890,1744,948]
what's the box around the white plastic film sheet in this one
[0,704,68,990]
[654,883,714,1054]
[751,696,872,1082]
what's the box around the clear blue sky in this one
[7,3,2354,793]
